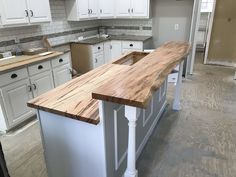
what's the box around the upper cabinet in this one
[66,0,98,21]
[66,0,149,21]
[116,0,149,18]
[26,0,52,23]
[99,0,114,18]
[0,0,51,27]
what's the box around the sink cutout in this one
[112,51,149,66]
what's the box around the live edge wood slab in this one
[27,42,190,125]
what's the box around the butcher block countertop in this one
[27,42,190,125]
[0,51,63,73]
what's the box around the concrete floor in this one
[1,53,236,177]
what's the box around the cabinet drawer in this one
[0,68,28,87]
[51,53,70,68]
[28,60,51,76]
[92,43,104,53]
[122,41,143,50]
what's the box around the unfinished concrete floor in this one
[1,53,236,177]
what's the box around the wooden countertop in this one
[92,42,191,108]
[27,41,190,125]
[0,51,63,73]
[27,64,130,125]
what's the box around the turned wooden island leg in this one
[124,105,138,177]
[173,61,184,111]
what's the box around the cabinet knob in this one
[128,9,130,13]
[25,10,29,17]
[98,46,101,50]
[130,44,133,47]
[30,10,33,17]
[27,85,32,92]
[59,58,63,63]
[100,9,102,13]
[32,84,37,90]
[131,8,134,13]
[38,65,43,70]
[11,73,18,79]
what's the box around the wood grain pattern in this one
[28,42,190,125]
[0,52,63,73]
[27,64,130,125]
[92,42,191,108]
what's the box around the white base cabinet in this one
[1,79,34,128]
[0,52,72,132]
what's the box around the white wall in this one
[151,0,194,48]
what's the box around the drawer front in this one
[0,68,28,87]
[28,60,51,76]
[51,53,70,68]
[92,43,104,53]
[122,41,143,50]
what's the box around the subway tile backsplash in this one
[0,0,152,52]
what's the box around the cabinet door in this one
[115,0,131,18]
[0,0,29,25]
[30,71,54,97]
[111,41,122,59]
[93,53,104,68]
[1,79,34,127]
[99,0,114,18]
[104,41,112,63]
[78,0,89,19]
[53,64,72,87]
[26,0,51,23]
[88,0,98,18]
[131,0,149,18]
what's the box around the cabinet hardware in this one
[25,10,29,17]
[30,10,33,17]
[27,85,32,92]
[98,46,101,50]
[131,8,134,13]
[110,45,112,49]
[11,73,17,79]
[95,58,98,63]
[32,84,37,90]
[91,9,93,14]
[38,65,43,70]
[59,58,63,63]
[100,9,102,13]
[88,9,90,14]
[130,44,133,47]
[128,9,130,13]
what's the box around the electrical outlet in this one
[174,24,179,31]
[14,37,20,44]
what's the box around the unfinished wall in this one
[151,0,194,48]
[208,0,236,64]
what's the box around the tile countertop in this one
[71,35,152,45]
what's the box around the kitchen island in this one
[28,42,190,177]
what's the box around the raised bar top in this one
[92,42,191,108]
[27,42,190,125]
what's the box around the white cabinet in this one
[1,79,34,128]
[66,0,98,21]
[0,53,72,132]
[30,71,54,97]
[111,40,122,59]
[0,0,29,25]
[93,52,104,68]
[26,0,51,23]
[53,64,72,87]
[115,0,131,18]
[116,0,149,18]
[0,0,51,26]
[99,0,114,18]
[104,41,112,63]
